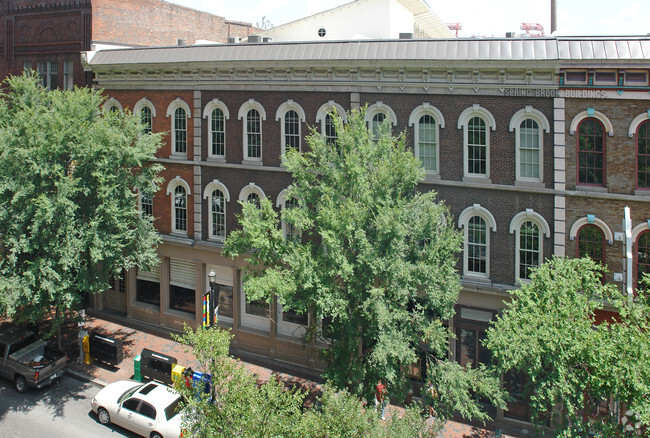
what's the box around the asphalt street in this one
[0,374,139,438]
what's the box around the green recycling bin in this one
[134,354,142,382]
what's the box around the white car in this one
[91,380,183,438]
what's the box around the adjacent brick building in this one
[0,0,257,88]
[83,36,650,425]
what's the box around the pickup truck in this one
[0,326,68,393]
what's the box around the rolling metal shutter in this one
[137,262,161,283]
[170,258,195,289]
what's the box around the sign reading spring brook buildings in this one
[503,89,610,98]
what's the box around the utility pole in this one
[551,0,557,34]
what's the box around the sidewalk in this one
[66,313,522,438]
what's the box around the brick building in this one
[83,37,650,425]
[0,0,256,88]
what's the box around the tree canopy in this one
[485,256,650,436]
[224,108,504,418]
[0,73,163,337]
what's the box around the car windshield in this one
[164,396,182,421]
[118,384,144,404]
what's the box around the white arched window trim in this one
[458,104,496,180]
[365,102,398,126]
[569,110,613,136]
[275,100,306,155]
[203,99,230,159]
[166,176,191,235]
[315,100,347,135]
[628,110,650,137]
[509,209,551,282]
[458,204,496,280]
[569,216,613,245]
[133,97,157,117]
[203,180,230,241]
[166,176,191,196]
[238,182,266,202]
[409,103,445,174]
[165,98,192,119]
[632,221,650,243]
[509,106,550,183]
[238,99,266,162]
[103,97,123,113]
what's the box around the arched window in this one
[166,177,191,235]
[577,118,605,186]
[509,209,551,282]
[636,230,650,289]
[210,108,225,157]
[203,99,230,159]
[325,113,337,144]
[174,107,187,154]
[409,104,445,174]
[166,99,191,157]
[276,100,306,156]
[458,105,496,180]
[459,204,496,279]
[277,189,301,242]
[467,117,487,175]
[316,101,347,144]
[637,120,650,189]
[102,97,123,114]
[203,180,230,241]
[134,98,156,134]
[365,102,397,140]
[173,185,187,233]
[247,192,260,208]
[577,224,605,265]
[141,106,152,134]
[238,100,266,162]
[509,106,549,183]
[371,112,386,139]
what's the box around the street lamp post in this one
[208,269,218,326]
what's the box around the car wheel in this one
[97,407,111,425]
[151,433,163,438]
[14,375,27,393]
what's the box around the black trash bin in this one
[88,332,123,367]
[140,348,177,385]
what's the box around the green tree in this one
[485,256,650,436]
[224,108,504,420]
[0,73,163,346]
[174,324,432,437]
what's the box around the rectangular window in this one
[141,193,153,218]
[565,70,587,83]
[577,119,605,186]
[63,60,73,90]
[216,285,233,319]
[625,71,648,86]
[174,108,187,154]
[246,299,268,318]
[137,265,160,307]
[594,71,616,84]
[37,61,58,90]
[284,110,300,152]
[169,259,195,315]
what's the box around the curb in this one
[66,368,108,388]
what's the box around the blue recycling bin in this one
[192,371,211,397]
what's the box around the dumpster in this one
[88,332,123,366]
[134,354,142,382]
[140,348,177,385]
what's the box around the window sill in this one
[168,153,188,161]
[207,237,226,245]
[242,159,263,166]
[462,176,492,184]
[164,308,196,321]
[207,156,226,163]
[514,180,544,189]
[422,173,441,183]
[634,189,650,196]
[130,301,160,313]
[461,275,492,286]
[575,185,607,193]
[170,231,189,238]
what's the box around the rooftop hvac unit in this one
[399,32,413,39]
[247,35,262,43]
[228,37,240,44]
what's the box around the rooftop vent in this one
[399,32,413,39]
[228,36,240,44]
[247,35,262,43]
[263,37,272,43]
[177,39,186,46]
[505,32,515,38]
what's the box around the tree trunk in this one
[56,303,64,352]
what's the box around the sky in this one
[170,0,649,38]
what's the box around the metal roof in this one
[87,37,650,67]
